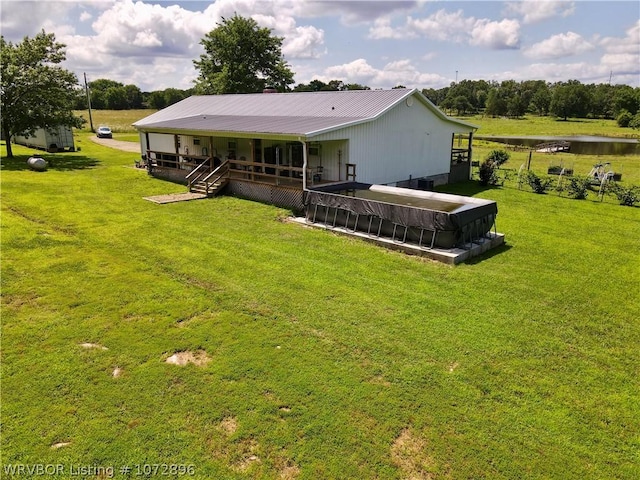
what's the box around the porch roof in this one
[135,114,365,138]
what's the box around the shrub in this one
[608,183,640,206]
[525,171,553,194]
[616,110,633,128]
[485,149,510,166]
[547,165,574,175]
[565,175,592,200]
[478,159,499,186]
[629,113,640,130]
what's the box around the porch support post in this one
[450,133,455,164]
[301,138,308,191]
[468,131,474,180]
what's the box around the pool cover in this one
[306,183,497,234]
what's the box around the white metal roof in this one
[133,89,477,138]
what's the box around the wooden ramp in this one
[143,192,208,204]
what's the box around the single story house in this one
[133,88,478,210]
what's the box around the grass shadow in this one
[464,242,513,265]
[0,153,100,171]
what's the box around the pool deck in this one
[290,217,505,264]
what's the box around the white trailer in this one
[13,125,75,152]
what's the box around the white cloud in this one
[250,13,325,59]
[368,17,413,40]
[600,20,640,55]
[504,0,575,24]
[79,11,93,23]
[470,18,520,49]
[282,25,326,59]
[524,32,594,59]
[319,58,447,89]
[406,9,475,43]
[300,1,420,24]
[369,9,521,50]
[370,9,475,42]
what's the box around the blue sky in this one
[1,0,638,92]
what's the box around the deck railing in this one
[451,148,470,164]
[227,158,307,186]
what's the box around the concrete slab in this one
[143,192,208,204]
[290,217,505,264]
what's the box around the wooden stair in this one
[189,178,228,197]
[186,158,230,198]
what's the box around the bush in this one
[478,159,499,186]
[565,175,592,199]
[485,149,510,166]
[629,113,640,130]
[616,110,633,128]
[525,171,553,194]
[608,183,640,206]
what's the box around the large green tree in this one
[1,31,83,157]
[193,14,294,94]
[550,80,591,120]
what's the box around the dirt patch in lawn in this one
[51,441,71,449]
[165,350,211,366]
[79,342,108,350]
[219,416,238,435]
[391,428,437,480]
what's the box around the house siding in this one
[310,98,467,185]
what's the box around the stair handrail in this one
[186,157,211,188]
[202,160,229,192]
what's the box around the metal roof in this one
[138,115,361,136]
[133,89,477,137]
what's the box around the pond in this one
[476,135,639,156]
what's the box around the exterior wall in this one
[307,140,348,183]
[311,98,470,185]
[148,133,175,153]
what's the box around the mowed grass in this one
[460,114,639,139]
[2,128,639,479]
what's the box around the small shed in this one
[133,89,477,210]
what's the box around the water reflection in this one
[477,135,639,156]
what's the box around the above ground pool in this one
[305,182,498,250]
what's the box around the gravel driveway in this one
[90,135,141,153]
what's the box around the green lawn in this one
[459,114,638,139]
[1,132,639,479]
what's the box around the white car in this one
[97,126,112,138]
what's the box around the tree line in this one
[422,79,640,124]
[77,76,640,129]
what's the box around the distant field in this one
[458,114,637,138]
[73,109,155,133]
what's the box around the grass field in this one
[2,120,639,479]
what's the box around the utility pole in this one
[84,72,94,133]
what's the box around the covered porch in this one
[142,133,352,189]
